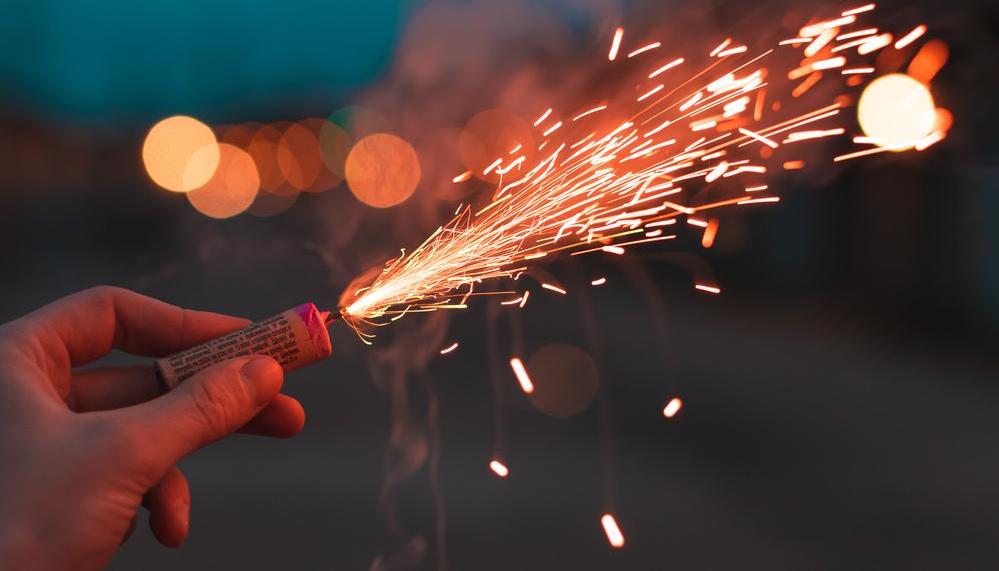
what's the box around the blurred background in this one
[0,0,997,568]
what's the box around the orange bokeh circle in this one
[526,343,600,418]
[277,121,324,191]
[345,133,421,208]
[247,124,295,196]
[458,108,534,184]
[142,115,219,192]
[186,143,259,219]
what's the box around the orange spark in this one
[608,27,624,61]
[701,219,719,248]
[842,3,876,16]
[509,357,534,394]
[542,283,567,294]
[663,397,683,418]
[591,277,607,286]
[649,58,684,78]
[489,460,510,478]
[638,84,665,102]
[695,284,721,294]
[440,342,459,355]
[895,25,926,49]
[601,514,626,548]
[710,38,732,57]
[783,160,806,170]
[533,108,553,127]
[573,104,608,122]
[628,41,661,58]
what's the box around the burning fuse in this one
[154,303,333,389]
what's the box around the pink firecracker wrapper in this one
[154,303,332,389]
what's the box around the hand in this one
[0,286,306,570]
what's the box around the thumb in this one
[117,356,283,476]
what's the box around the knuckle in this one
[188,377,240,440]
[87,284,129,301]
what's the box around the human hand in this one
[0,286,306,569]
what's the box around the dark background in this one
[0,0,996,569]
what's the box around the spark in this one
[858,33,893,55]
[638,84,665,102]
[628,41,661,58]
[894,25,926,49]
[489,460,510,478]
[701,219,719,248]
[483,158,503,175]
[534,108,553,127]
[573,104,608,122]
[738,128,779,148]
[601,514,626,548]
[842,4,876,17]
[710,38,732,57]
[608,27,624,61]
[812,56,846,70]
[440,342,460,355]
[837,28,878,40]
[452,170,473,183]
[649,58,684,78]
[783,160,806,169]
[785,128,845,142]
[841,67,875,74]
[717,45,748,57]
[695,284,721,294]
[739,196,781,205]
[543,121,564,137]
[591,277,607,286]
[663,397,683,418]
[542,283,567,294]
[509,357,534,394]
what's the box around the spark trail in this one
[339,5,947,341]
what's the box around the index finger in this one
[8,286,250,368]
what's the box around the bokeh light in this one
[142,115,219,192]
[186,143,259,219]
[328,106,391,140]
[526,343,599,418]
[345,133,421,208]
[247,124,295,196]
[858,74,936,150]
[297,118,343,192]
[458,108,534,183]
[319,119,353,178]
[277,121,324,191]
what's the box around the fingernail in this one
[241,357,283,406]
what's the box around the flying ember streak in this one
[601,514,626,548]
[337,7,948,339]
[489,459,510,478]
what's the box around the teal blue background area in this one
[0,0,410,122]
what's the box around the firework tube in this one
[154,303,333,390]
